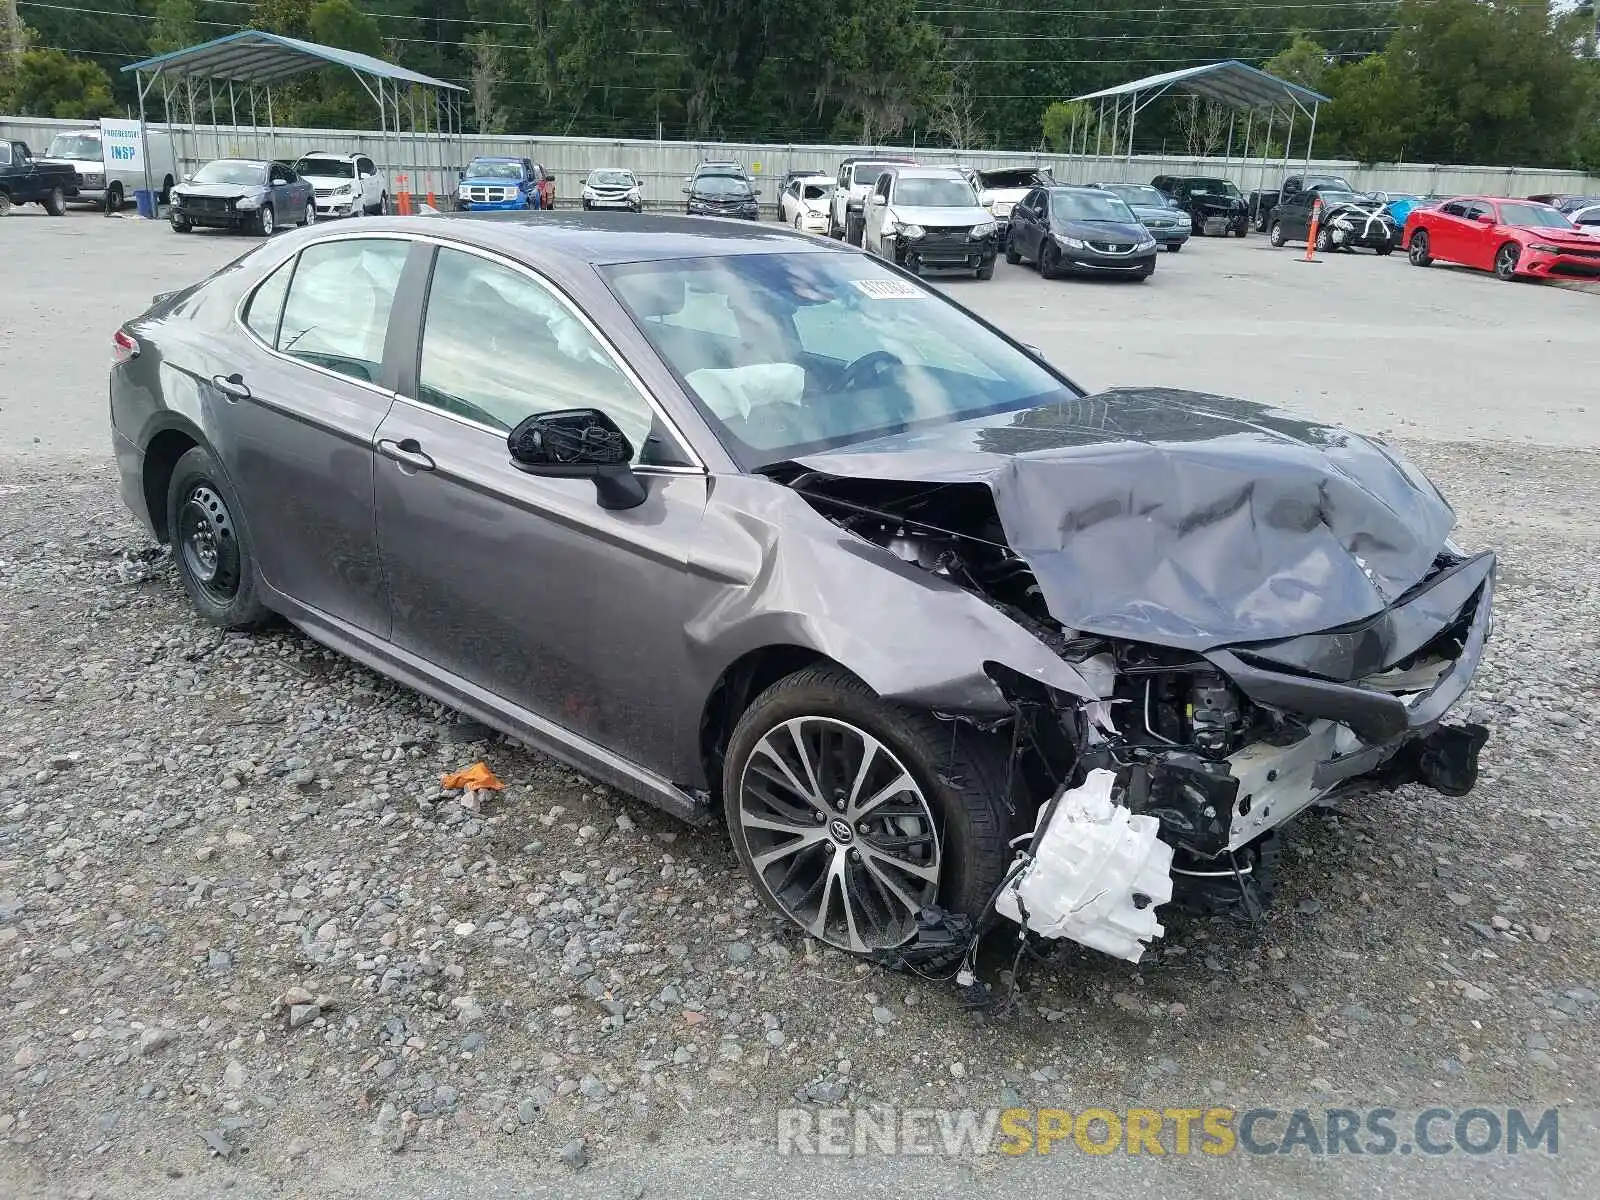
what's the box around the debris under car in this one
[772,387,1493,966]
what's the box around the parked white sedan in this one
[780,174,834,233]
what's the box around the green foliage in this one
[0,46,116,118]
[1040,101,1092,153]
[1,0,1594,173]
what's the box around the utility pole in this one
[2,0,26,71]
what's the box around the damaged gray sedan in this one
[111,214,1493,971]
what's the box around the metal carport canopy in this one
[1063,60,1330,179]
[122,28,462,89]
[120,28,464,212]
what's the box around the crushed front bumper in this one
[1001,552,1495,962]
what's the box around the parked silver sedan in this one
[109,215,1494,972]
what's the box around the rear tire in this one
[0,191,12,217]
[165,446,271,631]
[722,665,1014,971]
[303,201,316,226]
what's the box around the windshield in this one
[193,160,265,185]
[602,253,1070,466]
[1189,179,1240,197]
[893,177,976,207]
[46,133,101,160]
[980,169,1049,189]
[693,175,753,198]
[588,169,635,187]
[1101,184,1166,208]
[802,182,833,201]
[295,157,354,178]
[850,162,901,187]
[1051,192,1138,223]
[465,159,523,179]
[1497,203,1574,229]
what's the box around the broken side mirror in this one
[507,407,645,510]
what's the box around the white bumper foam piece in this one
[995,768,1174,963]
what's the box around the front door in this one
[372,243,710,777]
[210,234,412,635]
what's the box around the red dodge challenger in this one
[1405,195,1600,281]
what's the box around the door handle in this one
[378,437,436,472]
[212,372,251,401]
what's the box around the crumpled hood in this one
[173,182,263,200]
[1189,194,1246,213]
[1127,204,1186,223]
[890,204,991,228]
[793,388,1456,650]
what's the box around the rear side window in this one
[243,258,294,345]
[275,238,409,383]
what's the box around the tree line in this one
[2,1,1597,170]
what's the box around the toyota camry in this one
[110,215,1494,971]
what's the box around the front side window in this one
[276,238,408,383]
[0,143,11,167]
[604,252,1071,466]
[416,248,656,459]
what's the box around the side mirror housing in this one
[869,193,887,206]
[507,408,645,511]
[182,173,193,183]
[681,182,691,194]
[1475,213,1493,223]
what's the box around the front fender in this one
[686,477,1096,715]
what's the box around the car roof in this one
[842,156,916,165]
[348,212,835,265]
[299,151,358,158]
[889,166,965,179]
[469,155,523,162]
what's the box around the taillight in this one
[112,329,140,364]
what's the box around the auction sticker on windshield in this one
[848,279,925,300]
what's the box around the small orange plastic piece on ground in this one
[440,762,505,791]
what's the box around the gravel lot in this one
[1,210,1598,1200]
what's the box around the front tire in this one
[1004,239,1021,265]
[43,185,66,216]
[1494,242,1520,281]
[165,446,271,630]
[106,182,124,212]
[1408,229,1433,266]
[255,204,275,237]
[1040,241,1062,279]
[1315,226,1334,253]
[845,213,864,247]
[1268,221,1286,248]
[976,258,995,280]
[722,666,1012,968]
[170,215,192,234]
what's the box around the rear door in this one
[213,234,413,634]
[371,243,710,775]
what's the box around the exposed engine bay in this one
[779,466,1493,963]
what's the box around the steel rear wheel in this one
[165,446,271,630]
[1494,242,1520,280]
[723,666,1013,968]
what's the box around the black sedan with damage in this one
[110,214,1491,974]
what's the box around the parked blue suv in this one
[455,156,545,212]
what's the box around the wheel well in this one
[698,645,829,803]
[141,429,199,542]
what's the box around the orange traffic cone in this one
[1301,199,1324,263]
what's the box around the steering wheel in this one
[829,349,906,393]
